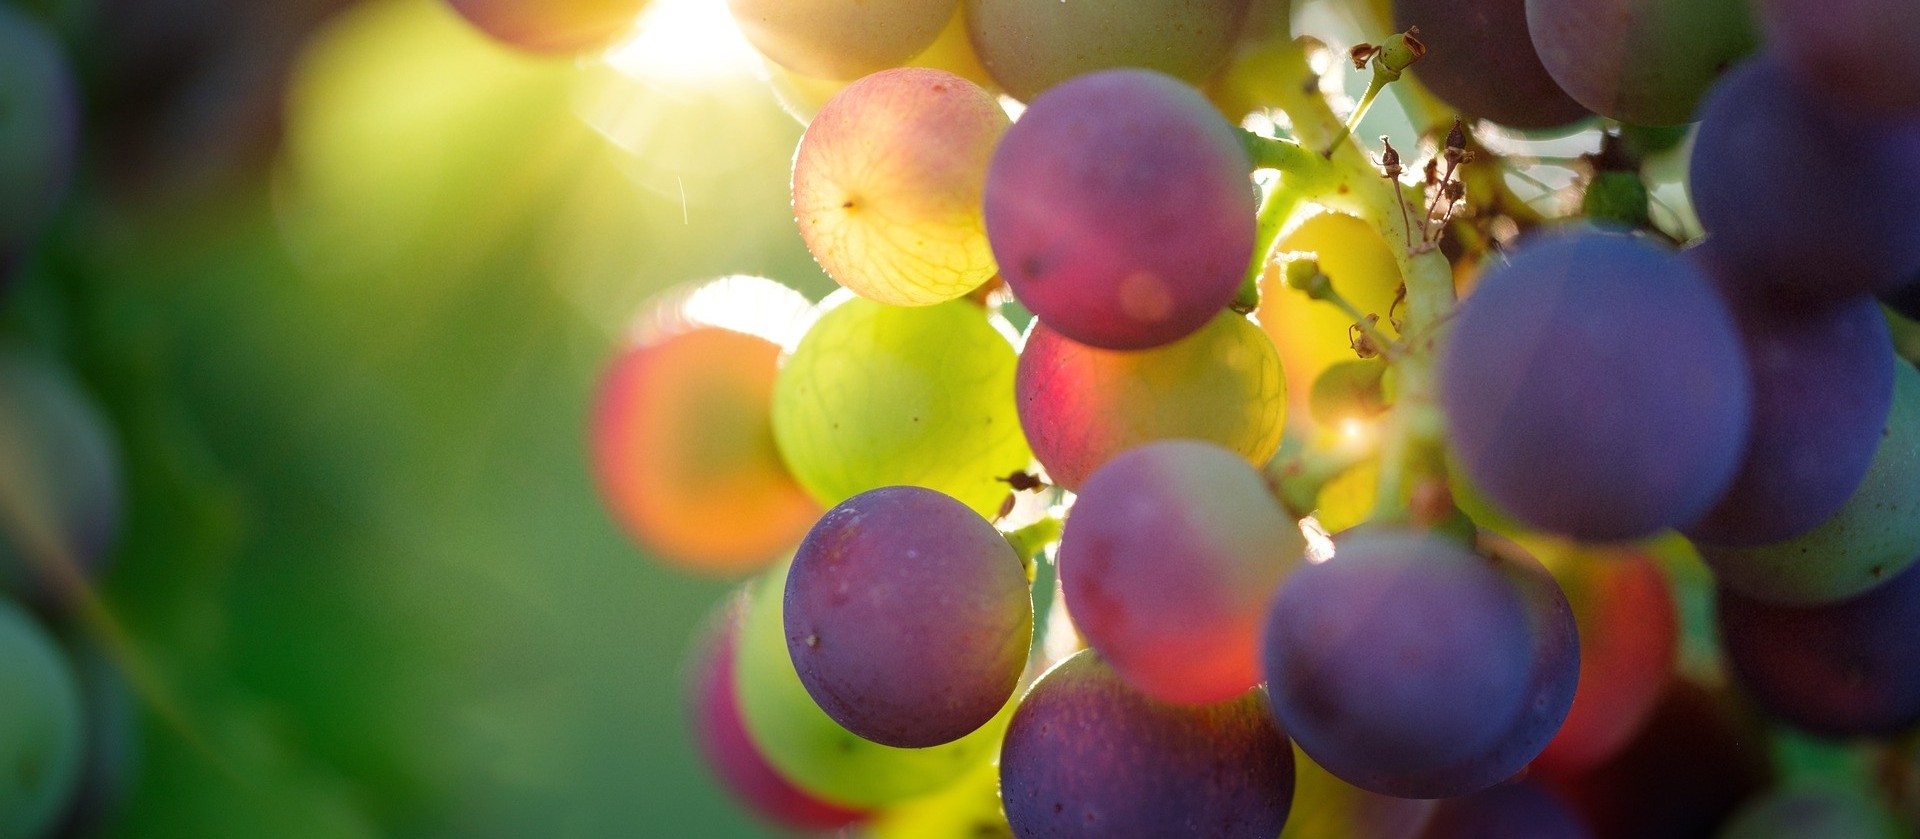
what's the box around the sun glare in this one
[603,0,761,84]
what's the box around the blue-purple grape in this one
[1527,0,1756,125]
[1418,781,1591,839]
[1757,0,1920,115]
[1261,529,1578,799]
[999,650,1294,839]
[1391,0,1588,130]
[1718,559,1920,737]
[985,69,1255,351]
[785,486,1031,748]
[965,0,1251,102]
[1440,228,1750,542]
[0,6,79,282]
[1689,58,1920,301]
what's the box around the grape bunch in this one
[437,0,1920,833]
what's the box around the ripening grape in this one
[1688,58,1920,301]
[734,559,1007,807]
[792,69,1008,307]
[1526,0,1756,125]
[1718,560,1920,737]
[1263,530,1577,799]
[1392,0,1588,130]
[1439,229,1751,542]
[985,69,1256,351]
[0,352,123,609]
[1684,258,1896,547]
[766,7,999,125]
[1757,0,1920,114]
[728,0,957,81]
[1719,782,1909,839]
[1533,547,1677,775]
[1698,360,1920,605]
[0,6,78,280]
[0,600,83,839]
[443,0,648,53]
[785,486,1030,748]
[772,293,1030,517]
[591,278,820,576]
[1256,212,1402,435]
[999,650,1295,839]
[1059,441,1302,705]
[1418,781,1591,839]
[965,0,1251,102]
[686,594,868,832]
[1016,314,1284,491]
[1279,745,1435,839]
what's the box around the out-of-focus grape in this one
[1532,547,1677,775]
[735,559,1005,808]
[0,600,83,839]
[1688,58,1920,301]
[1256,213,1402,436]
[444,0,647,53]
[590,278,821,576]
[1261,530,1577,799]
[1439,229,1750,541]
[0,5,79,283]
[771,294,1030,518]
[965,0,1250,102]
[684,593,867,832]
[728,0,956,81]
[1757,0,1920,115]
[985,69,1255,351]
[785,486,1030,748]
[1699,360,1920,605]
[764,5,997,124]
[1718,559,1920,737]
[1718,782,1910,839]
[1280,745,1436,839]
[999,650,1294,839]
[866,761,1011,839]
[1016,314,1284,491]
[1417,781,1591,839]
[792,69,1007,307]
[0,352,124,609]
[49,642,139,839]
[1392,0,1588,130]
[1058,440,1303,705]
[1526,0,1756,125]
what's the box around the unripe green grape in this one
[866,761,1011,838]
[0,600,83,839]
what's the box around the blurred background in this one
[3,0,835,834]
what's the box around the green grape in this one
[0,600,82,839]
[772,294,1031,517]
[733,558,1006,808]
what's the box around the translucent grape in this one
[1392,0,1588,130]
[1016,314,1284,491]
[866,762,1012,839]
[785,486,1030,748]
[1718,560,1920,737]
[1688,58,1920,301]
[1527,0,1757,125]
[999,650,1295,839]
[792,69,1008,307]
[0,6,79,280]
[1757,0,1920,114]
[1262,530,1577,799]
[734,559,1005,807]
[1719,782,1909,839]
[1058,440,1301,705]
[771,293,1031,518]
[1533,548,1677,775]
[443,0,648,53]
[1255,212,1402,436]
[1699,360,1920,604]
[686,593,868,832]
[728,0,956,81]
[0,352,123,609]
[0,600,83,839]
[1418,781,1590,839]
[764,5,998,125]
[965,0,1251,102]
[985,69,1256,350]
[1439,228,1750,541]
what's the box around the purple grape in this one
[785,486,1031,749]
[1686,247,1896,547]
[1757,0,1920,115]
[1391,0,1588,130]
[0,6,80,280]
[1419,781,1591,839]
[1718,559,1920,737]
[965,0,1251,102]
[1261,530,1578,799]
[1689,58,1920,301]
[999,650,1295,839]
[0,352,124,612]
[1440,228,1751,542]
[1527,0,1757,125]
[985,69,1256,351]
[1058,440,1303,705]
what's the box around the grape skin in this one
[729,0,957,81]
[964,0,1251,102]
[1526,0,1757,125]
[1757,0,1920,115]
[1261,530,1578,799]
[999,650,1295,839]
[1058,440,1304,705]
[985,69,1256,351]
[1417,781,1590,839]
[1016,314,1284,491]
[0,352,123,609]
[785,486,1031,748]
[0,600,83,839]
[1391,0,1588,130]
[1255,212,1402,437]
[0,6,79,282]
[792,69,1008,307]
[1439,229,1751,542]
[443,0,648,53]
